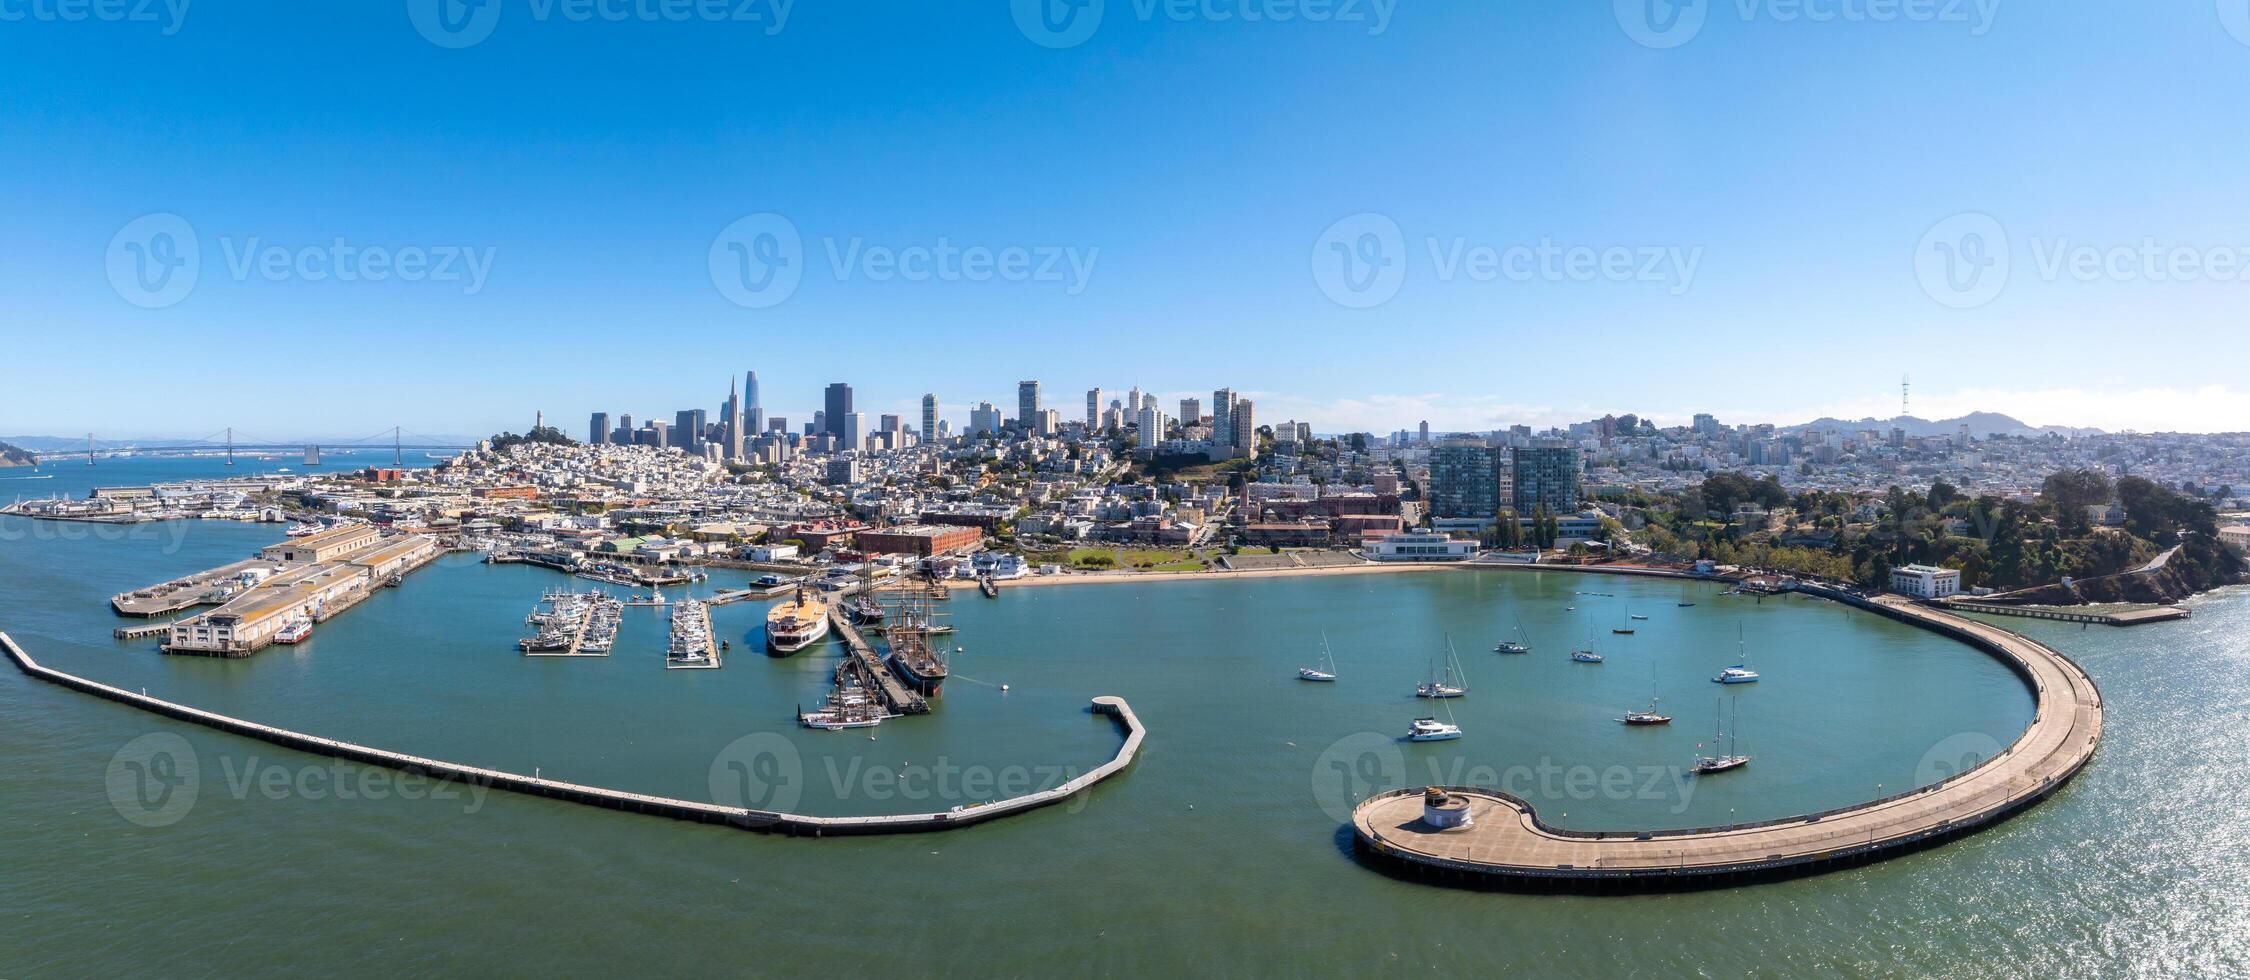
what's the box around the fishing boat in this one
[1712,625,1760,684]
[1299,630,1338,682]
[1691,699,1751,773]
[1415,639,1468,698]
[1494,617,1531,655]
[765,586,832,655]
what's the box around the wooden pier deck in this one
[1351,590,2103,890]
[1,631,1140,836]
[830,608,928,715]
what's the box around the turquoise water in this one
[3,458,2245,976]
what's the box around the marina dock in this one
[830,608,928,715]
[1,631,1141,837]
[666,599,721,669]
[1350,589,2103,891]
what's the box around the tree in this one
[2040,468,2114,535]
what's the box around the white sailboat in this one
[1299,630,1338,682]
[1494,617,1531,655]
[1416,638,1468,698]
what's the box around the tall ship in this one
[765,586,831,655]
[885,579,950,695]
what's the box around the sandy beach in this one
[994,560,1704,589]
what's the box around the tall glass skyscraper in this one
[823,383,853,436]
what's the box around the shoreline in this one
[996,559,1709,589]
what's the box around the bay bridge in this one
[32,427,471,467]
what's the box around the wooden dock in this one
[1350,589,2103,890]
[830,608,928,715]
[1,631,1137,836]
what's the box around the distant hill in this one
[0,440,34,467]
[1785,412,2101,439]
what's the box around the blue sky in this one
[5,0,2249,438]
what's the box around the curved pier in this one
[1351,591,2102,890]
[1,631,1141,836]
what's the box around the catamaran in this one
[1407,715,1463,741]
[1416,639,1468,698]
[1713,625,1760,684]
[1691,698,1751,773]
[1299,630,1339,682]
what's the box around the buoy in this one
[1001,684,1010,692]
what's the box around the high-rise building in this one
[1512,445,1583,516]
[616,414,634,444]
[839,412,868,453]
[1137,406,1163,449]
[823,383,853,436]
[970,402,1002,436]
[1230,398,1255,452]
[1016,381,1041,430]
[674,409,706,454]
[1085,388,1101,428]
[1180,398,1201,427]
[1037,409,1060,436]
[1429,439,1504,518]
[589,412,609,445]
[921,394,939,443]
[1211,389,1237,447]
[744,370,764,438]
[1418,420,1431,444]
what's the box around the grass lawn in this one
[1051,547,1209,571]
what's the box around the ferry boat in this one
[765,587,832,655]
[274,618,313,644]
[1407,716,1462,741]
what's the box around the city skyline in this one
[13,5,2250,437]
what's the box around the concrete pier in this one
[1350,589,2103,890]
[830,608,928,715]
[1,631,1140,836]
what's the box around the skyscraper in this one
[744,370,764,438]
[1085,388,1101,428]
[1137,406,1163,449]
[839,412,867,453]
[970,402,1002,436]
[589,412,609,445]
[823,383,853,436]
[922,394,939,444]
[1017,381,1041,430]
[721,376,743,459]
[1512,445,1583,516]
[1212,389,1237,448]
[1229,398,1255,453]
[1179,398,1201,427]
[674,409,706,454]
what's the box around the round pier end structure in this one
[1350,590,2103,892]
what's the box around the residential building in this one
[1512,444,1582,515]
[1429,440,1503,518]
[1017,380,1040,429]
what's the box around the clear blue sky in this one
[5,0,2248,439]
